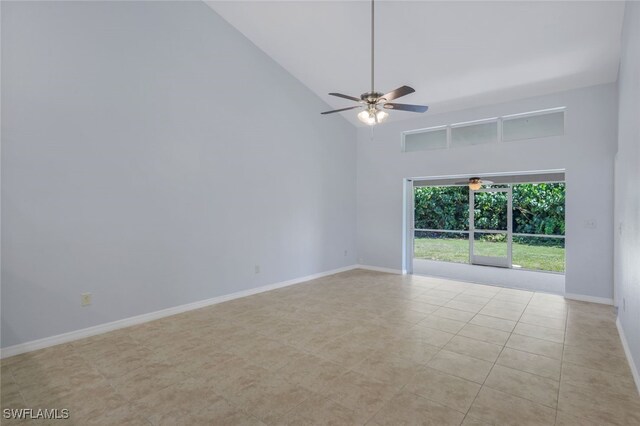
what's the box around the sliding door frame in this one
[469,187,513,268]
[402,179,415,274]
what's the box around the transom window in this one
[402,107,565,153]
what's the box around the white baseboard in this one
[3,264,614,360]
[355,264,404,275]
[564,293,613,305]
[616,317,640,395]
[0,264,358,359]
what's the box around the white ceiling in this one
[206,1,625,126]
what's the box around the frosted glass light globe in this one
[358,108,388,126]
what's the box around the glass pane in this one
[512,183,565,235]
[512,236,565,272]
[474,191,507,230]
[404,128,447,152]
[451,121,498,147]
[414,186,469,231]
[473,233,507,257]
[414,231,468,264]
[503,111,564,141]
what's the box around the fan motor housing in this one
[361,91,384,103]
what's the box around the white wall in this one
[413,260,565,295]
[614,1,640,384]
[357,83,618,300]
[1,1,357,348]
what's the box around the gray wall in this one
[356,83,618,300]
[1,1,357,348]
[615,1,640,382]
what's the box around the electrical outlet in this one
[81,293,92,307]
[584,219,597,229]
[344,249,348,257]
[254,265,260,274]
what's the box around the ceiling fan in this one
[456,177,494,190]
[321,0,428,125]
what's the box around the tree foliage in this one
[414,183,565,238]
[512,183,565,235]
[474,191,507,230]
[414,186,469,230]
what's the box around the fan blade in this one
[320,106,361,115]
[380,85,415,102]
[328,93,363,103]
[383,103,428,113]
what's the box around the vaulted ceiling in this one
[206,1,625,126]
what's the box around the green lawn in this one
[414,237,565,272]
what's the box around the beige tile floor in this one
[2,269,640,425]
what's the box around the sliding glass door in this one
[412,181,564,273]
[469,188,512,268]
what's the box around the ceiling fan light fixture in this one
[320,0,428,122]
[358,108,388,126]
[468,178,482,190]
[376,109,389,122]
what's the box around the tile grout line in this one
[7,365,30,415]
[79,333,182,426]
[319,283,490,423]
[7,273,630,425]
[383,284,481,422]
[459,288,567,423]
[362,383,410,426]
[453,300,569,378]
[554,303,570,425]
[459,288,532,424]
[402,285,508,421]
